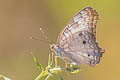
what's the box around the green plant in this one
[33,54,80,80]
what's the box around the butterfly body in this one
[50,7,105,67]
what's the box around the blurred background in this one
[0,0,119,80]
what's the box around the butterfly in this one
[40,7,105,67]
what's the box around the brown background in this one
[0,0,120,80]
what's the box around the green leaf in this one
[33,56,44,70]
[70,69,80,74]
[66,63,80,74]
[55,56,58,67]
[48,54,51,66]
[48,71,53,77]
[35,69,49,80]
[45,75,50,80]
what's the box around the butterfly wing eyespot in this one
[56,7,104,66]
[82,41,86,44]
[88,54,90,57]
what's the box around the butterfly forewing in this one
[57,7,99,49]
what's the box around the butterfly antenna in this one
[29,37,50,44]
[39,25,52,45]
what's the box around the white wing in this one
[56,7,104,66]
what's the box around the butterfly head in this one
[50,44,63,57]
[50,44,56,51]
